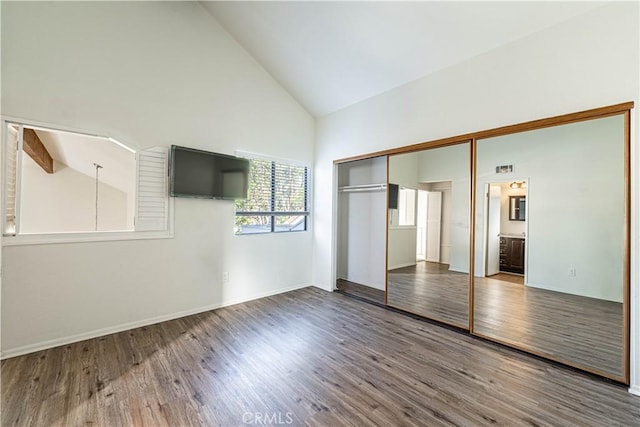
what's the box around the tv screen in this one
[169,145,250,199]
[388,183,399,209]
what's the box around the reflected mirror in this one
[473,115,627,379]
[336,157,388,304]
[387,143,471,328]
[508,195,526,221]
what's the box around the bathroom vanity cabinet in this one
[499,236,525,274]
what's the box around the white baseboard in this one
[336,276,385,291]
[629,385,640,396]
[388,262,416,270]
[0,283,310,360]
[448,266,469,274]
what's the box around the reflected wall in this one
[473,115,626,378]
[387,143,470,328]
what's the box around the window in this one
[235,155,309,234]
[398,188,416,226]
[2,119,170,242]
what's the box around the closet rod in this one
[338,183,387,193]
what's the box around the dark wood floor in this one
[336,278,385,304]
[387,261,623,378]
[2,287,638,426]
[489,272,524,285]
[387,262,469,327]
[474,276,623,377]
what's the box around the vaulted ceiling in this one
[202,1,606,117]
[35,129,136,194]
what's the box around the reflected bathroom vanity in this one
[499,235,525,274]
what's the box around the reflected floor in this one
[387,261,469,327]
[346,264,623,377]
[474,275,623,377]
[336,279,385,304]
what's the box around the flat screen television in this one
[169,145,250,200]
[388,183,399,209]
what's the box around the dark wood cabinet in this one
[499,237,525,274]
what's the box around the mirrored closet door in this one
[336,156,388,304]
[333,103,631,383]
[472,113,628,380]
[387,142,471,329]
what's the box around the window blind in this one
[235,156,309,234]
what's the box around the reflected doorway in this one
[483,181,527,282]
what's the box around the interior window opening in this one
[4,122,137,235]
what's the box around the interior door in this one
[416,190,428,260]
[425,191,442,263]
[486,184,501,276]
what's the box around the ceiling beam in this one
[23,128,53,174]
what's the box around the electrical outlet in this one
[222,272,229,283]
[568,268,576,277]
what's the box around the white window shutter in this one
[135,146,169,231]
[3,125,19,235]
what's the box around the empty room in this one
[1,1,639,426]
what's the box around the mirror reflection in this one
[387,143,470,328]
[508,195,526,221]
[473,115,625,378]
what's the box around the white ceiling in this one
[35,129,136,195]
[202,1,606,117]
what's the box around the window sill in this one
[2,230,174,246]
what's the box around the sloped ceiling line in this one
[201,1,606,117]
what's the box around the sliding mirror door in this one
[387,142,471,329]
[473,114,628,380]
[336,157,388,304]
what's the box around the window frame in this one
[398,187,417,227]
[234,152,311,235]
[1,116,174,246]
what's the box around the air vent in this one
[495,164,513,174]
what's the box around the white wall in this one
[388,148,470,271]
[388,153,418,188]
[387,227,416,270]
[1,1,314,355]
[417,144,470,273]
[337,157,386,290]
[21,158,129,233]
[475,116,624,303]
[312,2,639,390]
[388,153,418,269]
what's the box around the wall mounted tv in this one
[169,145,250,200]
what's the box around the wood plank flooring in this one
[388,261,624,378]
[336,278,385,304]
[474,276,623,377]
[489,273,524,285]
[2,287,639,426]
[387,262,469,327]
